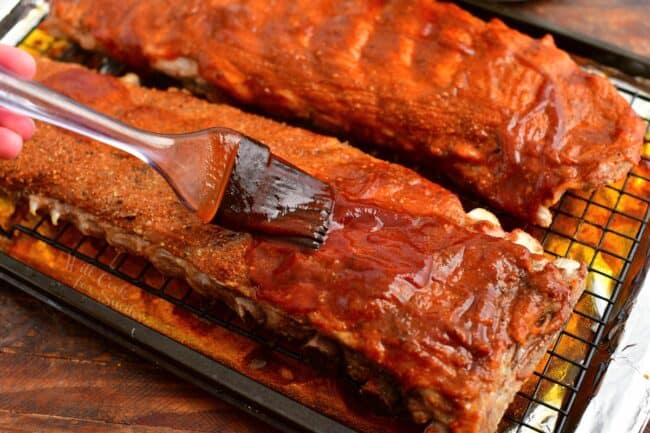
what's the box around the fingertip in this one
[15,116,36,140]
[0,108,36,139]
[0,45,36,79]
[0,127,23,160]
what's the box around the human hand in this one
[0,45,36,159]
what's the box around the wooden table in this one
[0,285,278,433]
[0,1,648,432]
[486,0,650,58]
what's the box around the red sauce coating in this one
[249,194,571,402]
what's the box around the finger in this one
[0,108,35,140]
[0,45,36,79]
[0,127,23,159]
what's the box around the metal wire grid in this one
[6,29,650,433]
[500,87,650,433]
[0,218,315,364]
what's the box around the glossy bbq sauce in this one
[246,193,566,407]
[213,135,334,248]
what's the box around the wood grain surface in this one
[0,284,277,433]
[0,1,648,433]
[506,0,650,57]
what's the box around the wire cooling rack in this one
[2,24,650,433]
[501,86,650,432]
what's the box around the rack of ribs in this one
[45,0,646,226]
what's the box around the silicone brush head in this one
[212,134,334,250]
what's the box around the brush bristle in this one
[214,135,334,249]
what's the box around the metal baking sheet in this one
[0,0,48,46]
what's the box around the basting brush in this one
[0,65,334,249]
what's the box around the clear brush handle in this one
[0,65,240,220]
[0,65,173,161]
